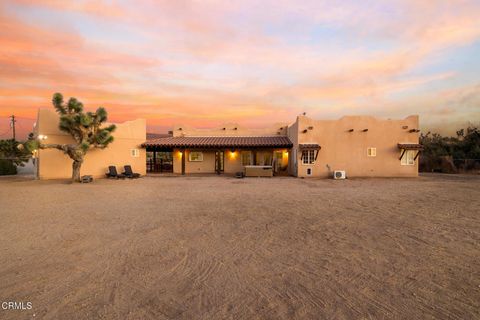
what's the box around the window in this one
[401,150,416,165]
[241,151,252,165]
[367,147,376,157]
[263,153,272,166]
[189,151,203,162]
[306,168,312,175]
[302,150,315,164]
[131,149,139,157]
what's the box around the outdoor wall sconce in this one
[362,129,368,132]
[348,129,354,132]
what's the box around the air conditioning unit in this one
[333,170,346,180]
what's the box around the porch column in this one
[181,149,186,175]
[153,149,156,172]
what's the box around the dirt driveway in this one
[0,174,479,319]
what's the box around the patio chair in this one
[235,171,245,179]
[123,165,141,178]
[105,166,125,179]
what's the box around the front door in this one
[215,151,224,173]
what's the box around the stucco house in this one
[34,109,146,180]
[34,109,422,179]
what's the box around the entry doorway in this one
[215,151,224,173]
[146,151,173,173]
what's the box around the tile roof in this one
[142,136,293,148]
[397,143,424,150]
[299,143,321,150]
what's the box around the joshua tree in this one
[40,93,116,182]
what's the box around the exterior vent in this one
[334,170,346,180]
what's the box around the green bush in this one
[0,159,17,175]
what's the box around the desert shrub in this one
[0,159,17,175]
[420,126,480,172]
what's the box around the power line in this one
[0,115,36,121]
[0,127,11,137]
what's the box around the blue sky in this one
[0,0,479,137]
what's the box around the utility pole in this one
[10,115,16,140]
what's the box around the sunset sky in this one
[0,0,479,139]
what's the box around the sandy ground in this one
[0,174,479,320]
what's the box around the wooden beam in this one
[314,150,319,161]
[414,150,421,161]
[399,149,406,161]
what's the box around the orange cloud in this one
[1,0,479,139]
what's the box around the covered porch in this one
[142,136,293,176]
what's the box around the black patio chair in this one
[105,166,125,179]
[123,165,141,178]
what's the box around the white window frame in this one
[367,147,376,157]
[188,151,204,162]
[400,150,416,166]
[131,149,140,157]
[301,150,315,165]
